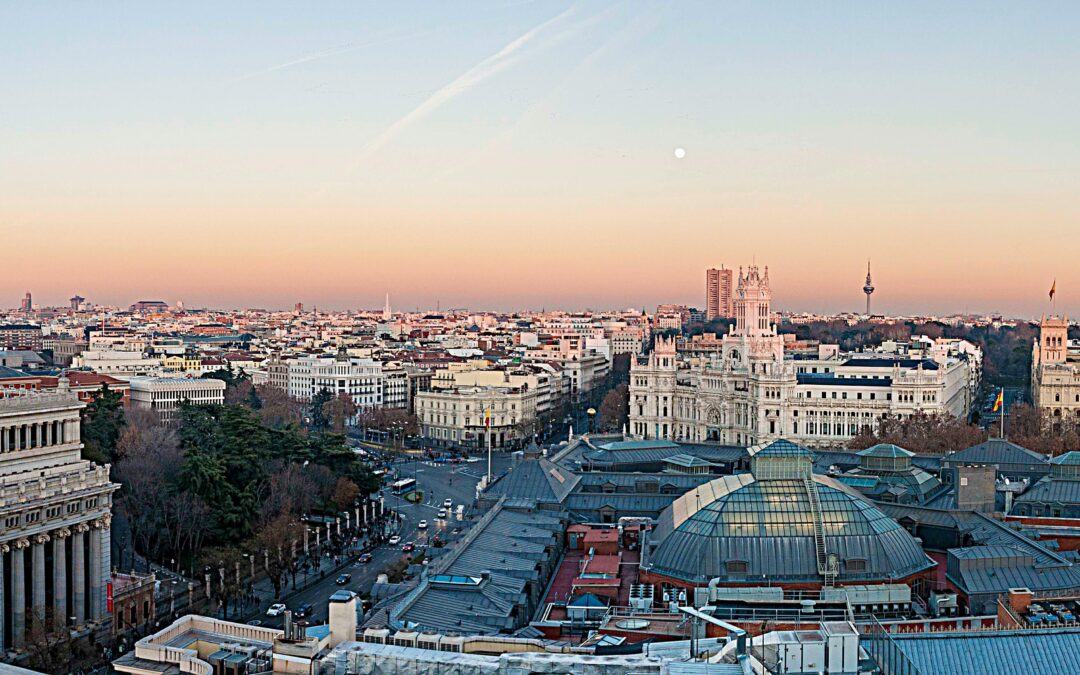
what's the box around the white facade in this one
[128,376,227,425]
[382,363,409,409]
[629,265,979,448]
[287,351,385,409]
[1031,315,1080,426]
[0,387,118,650]
[416,385,538,449]
[72,348,161,376]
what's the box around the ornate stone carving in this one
[0,543,10,554]
[13,537,30,549]
[91,514,112,529]
[32,533,50,545]
[54,526,71,539]
[74,522,91,534]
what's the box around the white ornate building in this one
[629,265,979,448]
[0,383,118,651]
[1031,314,1080,428]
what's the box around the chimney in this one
[951,465,996,513]
[328,591,358,648]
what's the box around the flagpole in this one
[1000,388,1005,439]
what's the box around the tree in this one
[310,387,334,432]
[598,383,629,432]
[1005,403,1080,456]
[114,412,183,564]
[256,384,303,428]
[330,477,360,511]
[256,512,305,597]
[847,412,987,455]
[81,383,126,463]
[358,407,419,436]
[200,546,248,620]
[23,606,94,674]
[324,393,358,433]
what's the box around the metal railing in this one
[858,615,923,675]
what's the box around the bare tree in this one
[256,384,303,428]
[324,393,358,433]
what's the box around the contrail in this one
[356,5,578,160]
[227,29,443,84]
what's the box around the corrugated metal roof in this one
[945,439,1048,467]
[887,628,1080,675]
[1016,477,1080,505]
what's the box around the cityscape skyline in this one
[5,2,1080,317]
[2,264,1068,320]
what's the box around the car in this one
[402,542,415,553]
[266,603,287,617]
[358,553,373,564]
[417,520,428,529]
[335,573,352,585]
[437,509,447,519]
[294,603,313,618]
[388,535,401,545]
[443,498,453,508]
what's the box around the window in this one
[845,558,867,574]
[726,560,748,575]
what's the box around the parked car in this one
[358,553,373,564]
[417,520,428,529]
[388,535,401,546]
[266,603,287,617]
[335,573,352,585]
[402,542,415,553]
[294,603,313,618]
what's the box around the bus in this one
[390,478,417,495]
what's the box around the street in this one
[252,451,515,628]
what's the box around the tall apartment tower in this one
[20,291,32,313]
[705,267,734,321]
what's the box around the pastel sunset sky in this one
[3,2,1078,317]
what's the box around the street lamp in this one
[587,407,597,434]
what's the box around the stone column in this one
[11,538,28,648]
[0,543,6,652]
[32,533,49,621]
[53,527,69,627]
[71,524,87,623]
[88,518,107,620]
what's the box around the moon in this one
[674,147,686,159]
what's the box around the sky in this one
[3,1,1079,318]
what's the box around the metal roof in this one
[886,628,1080,675]
[944,439,1048,467]
[482,457,579,505]
[645,474,933,584]
[857,443,914,459]
[1015,477,1080,506]
[1050,451,1080,466]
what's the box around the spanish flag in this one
[992,388,1004,413]
[484,406,491,429]
[1050,279,1057,301]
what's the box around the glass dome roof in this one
[644,473,934,585]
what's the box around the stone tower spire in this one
[382,293,392,322]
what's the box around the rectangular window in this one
[726,560,748,575]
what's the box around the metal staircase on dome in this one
[803,476,836,587]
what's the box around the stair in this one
[803,477,836,586]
